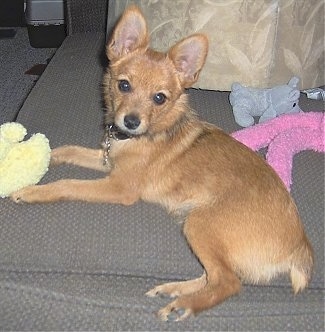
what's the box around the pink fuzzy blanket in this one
[231,112,325,191]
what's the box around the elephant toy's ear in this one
[288,77,300,89]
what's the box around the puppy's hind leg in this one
[154,210,241,321]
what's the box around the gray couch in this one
[1,1,324,330]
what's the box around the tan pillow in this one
[107,0,324,91]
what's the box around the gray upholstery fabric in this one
[0,27,56,123]
[0,272,323,331]
[0,32,324,330]
[65,0,108,35]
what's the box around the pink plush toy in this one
[231,112,324,190]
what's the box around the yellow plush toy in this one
[0,122,51,198]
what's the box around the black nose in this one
[124,114,141,130]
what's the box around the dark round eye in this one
[118,80,131,92]
[153,92,166,105]
[293,103,296,107]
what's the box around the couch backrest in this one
[106,0,324,91]
[65,0,108,35]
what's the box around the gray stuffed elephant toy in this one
[229,77,302,127]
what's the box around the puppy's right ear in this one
[107,5,149,62]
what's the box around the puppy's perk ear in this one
[107,5,149,61]
[168,34,209,88]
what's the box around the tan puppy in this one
[12,6,313,321]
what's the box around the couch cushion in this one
[2,31,324,286]
[1,31,324,330]
[0,271,323,330]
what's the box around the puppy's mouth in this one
[109,123,134,140]
[107,122,146,141]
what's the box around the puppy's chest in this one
[109,138,205,211]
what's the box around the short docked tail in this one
[290,238,314,294]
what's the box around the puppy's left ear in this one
[168,34,209,88]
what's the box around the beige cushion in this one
[107,0,324,91]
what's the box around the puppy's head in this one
[104,5,208,137]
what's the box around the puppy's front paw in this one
[50,146,70,166]
[11,186,43,203]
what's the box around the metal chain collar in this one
[102,123,112,166]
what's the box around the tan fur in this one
[12,5,313,321]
